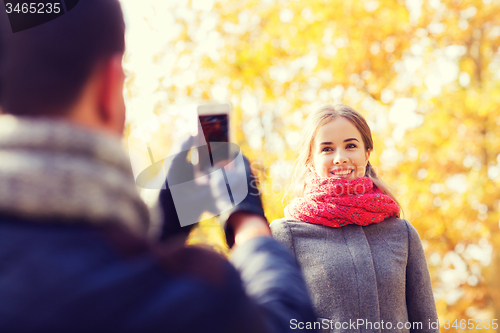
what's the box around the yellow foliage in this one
[123,0,500,329]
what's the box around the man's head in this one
[0,0,126,135]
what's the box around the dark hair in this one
[0,0,125,116]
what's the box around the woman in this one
[270,104,439,333]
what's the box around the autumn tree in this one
[160,0,415,219]
[124,0,500,329]
[391,0,500,329]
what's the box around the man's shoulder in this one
[0,217,251,332]
[0,215,239,286]
[98,222,235,285]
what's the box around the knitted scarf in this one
[285,172,399,227]
[0,115,161,237]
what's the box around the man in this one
[0,1,317,332]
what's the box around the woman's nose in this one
[333,150,348,164]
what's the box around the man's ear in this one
[97,54,125,133]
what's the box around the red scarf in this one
[285,173,399,227]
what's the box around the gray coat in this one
[270,217,439,333]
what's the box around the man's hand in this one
[226,212,271,248]
[159,135,268,246]
[212,154,268,248]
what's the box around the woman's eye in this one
[346,144,357,149]
[322,147,333,152]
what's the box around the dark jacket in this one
[0,199,317,333]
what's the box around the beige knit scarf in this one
[0,115,158,237]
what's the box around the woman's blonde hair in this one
[286,104,401,216]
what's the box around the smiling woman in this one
[286,104,399,205]
[311,117,370,180]
[271,104,439,333]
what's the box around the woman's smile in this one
[329,168,354,178]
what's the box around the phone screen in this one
[199,114,229,143]
[197,114,229,171]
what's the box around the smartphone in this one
[195,103,231,175]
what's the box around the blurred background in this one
[119,0,500,330]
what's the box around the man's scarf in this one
[0,115,161,237]
[285,172,399,227]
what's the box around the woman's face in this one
[310,117,370,180]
